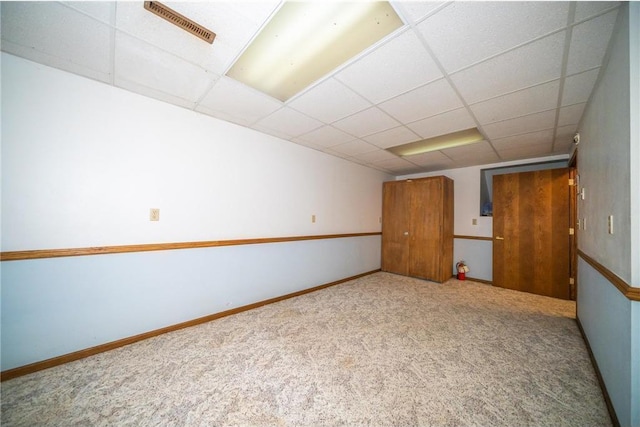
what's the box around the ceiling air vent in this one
[144,1,215,44]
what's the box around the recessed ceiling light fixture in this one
[226,2,403,101]
[387,128,485,157]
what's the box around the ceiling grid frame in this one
[551,2,577,153]
[0,0,623,175]
[399,3,501,164]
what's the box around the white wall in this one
[576,3,639,426]
[397,155,568,281]
[577,11,632,283]
[0,53,388,251]
[0,53,390,371]
[629,4,640,425]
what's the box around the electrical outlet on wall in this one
[150,208,160,221]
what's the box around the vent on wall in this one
[144,1,215,44]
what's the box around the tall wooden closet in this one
[381,176,454,283]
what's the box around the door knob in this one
[495,236,504,240]
[403,231,409,236]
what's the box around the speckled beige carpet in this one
[1,272,610,426]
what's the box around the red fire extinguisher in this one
[456,261,469,280]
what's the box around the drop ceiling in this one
[0,1,621,175]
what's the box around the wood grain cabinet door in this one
[382,181,409,275]
[493,169,571,299]
[382,177,453,283]
[409,178,442,281]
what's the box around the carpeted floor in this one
[1,272,610,426]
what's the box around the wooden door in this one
[493,169,571,299]
[382,181,409,275]
[409,178,442,280]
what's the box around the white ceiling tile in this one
[255,107,323,138]
[363,126,421,149]
[251,124,292,141]
[453,152,502,167]
[378,78,463,123]
[327,140,379,157]
[114,32,217,103]
[492,129,555,151]
[345,156,371,167]
[574,1,620,22]
[555,124,579,141]
[405,151,456,169]
[335,30,442,104]
[451,32,565,104]
[470,80,560,124]
[367,164,396,174]
[553,141,574,156]
[554,125,578,155]
[0,2,113,82]
[332,108,400,138]
[371,157,423,174]
[218,1,281,25]
[296,126,356,148]
[62,2,115,23]
[497,143,554,161]
[288,78,371,124]
[196,77,282,126]
[290,139,324,152]
[562,69,600,106]
[416,164,456,173]
[567,10,618,75]
[352,149,400,164]
[407,107,477,139]
[2,1,616,174]
[119,80,200,111]
[394,2,446,24]
[115,2,275,75]
[0,39,114,85]
[418,2,569,73]
[483,109,557,140]
[321,148,353,161]
[558,103,586,127]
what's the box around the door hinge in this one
[569,228,575,235]
[569,178,575,186]
[569,278,575,285]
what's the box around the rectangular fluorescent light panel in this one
[226,2,403,101]
[387,128,485,157]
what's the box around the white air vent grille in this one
[144,1,215,44]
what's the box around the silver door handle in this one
[495,236,504,240]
